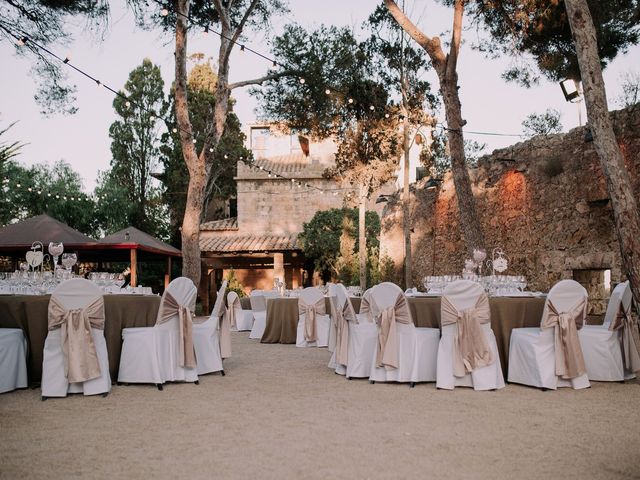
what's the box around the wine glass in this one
[114,273,125,291]
[61,253,77,272]
[48,242,64,269]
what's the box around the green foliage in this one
[96,59,168,239]
[469,0,640,85]
[368,247,396,287]
[521,109,563,137]
[0,121,25,163]
[225,268,246,298]
[2,1,110,115]
[160,58,251,246]
[0,159,97,234]
[423,129,486,177]
[299,208,381,278]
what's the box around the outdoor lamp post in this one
[560,78,583,126]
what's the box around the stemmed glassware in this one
[61,253,77,272]
[48,242,64,270]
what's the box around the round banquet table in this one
[257,294,548,376]
[0,294,161,384]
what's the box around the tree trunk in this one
[359,185,367,290]
[439,77,485,253]
[402,117,412,288]
[564,0,640,305]
[384,0,485,254]
[174,0,205,286]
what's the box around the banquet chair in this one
[249,295,268,340]
[368,283,439,386]
[228,291,254,332]
[118,277,198,388]
[296,287,331,348]
[41,279,111,398]
[0,328,28,394]
[579,281,639,381]
[193,280,229,376]
[436,280,505,390]
[327,283,339,353]
[508,279,590,390]
[328,283,378,379]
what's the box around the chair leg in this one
[409,382,415,388]
[102,392,109,398]
[194,380,199,385]
[369,380,375,384]
[156,384,164,391]
[220,370,226,377]
[41,396,47,401]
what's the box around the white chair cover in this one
[328,284,359,372]
[368,282,439,384]
[193,280,228,375]
[249,295,268,340]
[296,287,330,347]
[0,329,28,394]
[436,280,505,390]
[580,281,639,381]
[118,277,198,385]
[42,279,111,397]
[508,279,590,390]
[357,288,374,323]
[327,283,339,353]
[227,291,253,332]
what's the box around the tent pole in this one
[165,256,172,288]
[130,248,137,287]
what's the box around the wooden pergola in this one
[0,215,181,287]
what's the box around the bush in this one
[225,268,246,298]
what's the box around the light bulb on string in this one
[299,78,305,84]
[192,138,197,144]
[385,113,390,119]
[55,195,60,199]
[125,101,131,108]
[348,98,354,104]
[16,183,21,188]
[325,89,331,95]
[240,45,245,52]
[63,55,71,64]
[160,8,169,16]
[172,128,178,133]
[27,187,32,192]
[209,147,214,152]
[96,80,101,88]
[47,193,51,197]
[224,154,228,159]
[16,37,27,46]
[369,105,375,111]
[203,26,209,36]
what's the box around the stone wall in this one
[381,105,640,300]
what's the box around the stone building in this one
[380,105,640,322]
[199,124,407,301]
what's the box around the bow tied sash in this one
[372,294,412,370]
[334,299,356,366]
[299,297,326,342]
[158,292,196,368]
[610,303,640,373]
[540,298,587,379]
[48,296,105,383]
[441,293,493,377]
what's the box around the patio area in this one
[1,331,639,479]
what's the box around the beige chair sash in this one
[158,291,196,369]
[333,298,356,366]
[226,294,241,331]
[372,293,412,370]
[441,293,493,377]
[610,302,640,373]
[540,298,587,379]
[48,295,105,383]
[219,308,232,359]
[299,296,326,342]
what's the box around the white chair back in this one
[51,278,102,310]
[542,279,587,325]
[442,280,485,312]
[358,288,374,320]
[210,280,228,319]
[300,286,324,306]
[602,281,630,328]
[334,283,357,321]
[249,295,267,312]
[227,291,243,321]
[156,277,197,327]
[370,282,408,314]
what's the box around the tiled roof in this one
[252,153,312,174]
[200,217,239,231]
[200,233,299,253]
[99,226,181,255]
[0,214,96,247]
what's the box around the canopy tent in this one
[0,215,181,287]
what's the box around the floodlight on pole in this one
[560,78,583,126]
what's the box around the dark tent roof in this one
[0,214,97,248]
[99,226,181,257]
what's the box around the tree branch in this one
[383,0,446,68]
[447,0,465,79]
[212,0,230,32]
[231,0,261,46]
[228,70,295,90]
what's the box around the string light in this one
[160,7,169,16]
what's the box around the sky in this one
[1,0,638,192]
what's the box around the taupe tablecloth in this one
[261,297,333,344]
[0,294,160,384]
[240,297,252,310]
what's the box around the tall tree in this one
[384,0,486,254]
[366,2,438,287]
[129,0,288,287]
[521,109,563,137]
[255,24,401,289]
[0,0,110,115]
[105,58,168,237]
[160,56,251,246]
[563,0,640,306]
